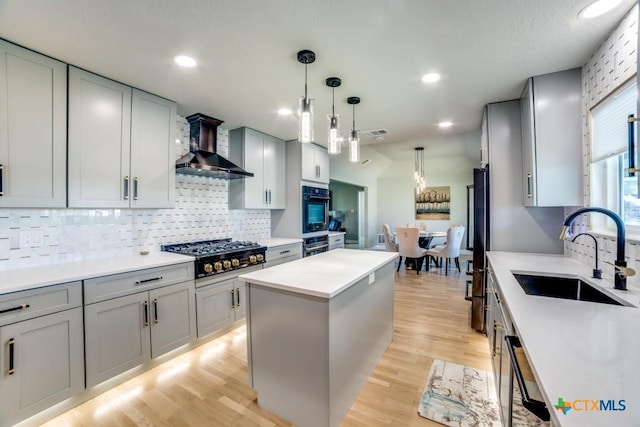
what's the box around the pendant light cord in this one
[304,64,308,99]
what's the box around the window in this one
[590,79,638,230]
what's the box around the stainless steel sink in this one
[512,273,629,306]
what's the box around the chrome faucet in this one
[560,207,634,290]
[571,233,602,279]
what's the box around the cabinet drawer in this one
[84,262,194,304]
[0,282,82,327]
[329,234,344,245]
[266,243,302,263]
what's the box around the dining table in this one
[418,231,447,249]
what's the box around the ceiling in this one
[0,0,635,161]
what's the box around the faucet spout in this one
[561,207,628,290]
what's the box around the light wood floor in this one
[42,261,490,427]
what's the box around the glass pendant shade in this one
[414,147,425,194]
[328,115,341,154]
[349,129,360,162]
[298,97,314,143]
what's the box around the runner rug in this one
[418,359,501,427]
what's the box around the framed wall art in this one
[415,186,450,220]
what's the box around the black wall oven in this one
[302,185,330,234]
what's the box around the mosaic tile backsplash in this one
[0,118,270,271]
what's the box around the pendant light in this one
[414,147,426,195]
[326,77,342,154]
[297,50,316,143]
[347,96,360,162]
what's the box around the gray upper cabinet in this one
[301,143,330,184]
[0,39,67,208]
[229,127,285,209]
[521,68,582,207]
[68,67,176,208]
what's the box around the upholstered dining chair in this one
[395,227,428,275]
[382,224,398,252]
[425,225,465,275]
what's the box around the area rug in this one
[418,359,501,427]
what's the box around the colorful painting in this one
[416,186,450,220]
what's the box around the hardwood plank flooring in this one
[42,261,490,427]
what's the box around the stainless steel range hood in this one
[176,113,254,179]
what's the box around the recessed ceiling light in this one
[278,108,293,116]
[578,0,622,19]
[421,73,441,83]
[438,121,453,128]
[174,55,196,68]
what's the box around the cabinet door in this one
[0,40,67,208]
[520,78,536,207]
[234,281,247,321]
[0,308,84,426]
[149,281,196,358]
[301,143,318,181]
[84,293,151,387]
[68,67,132,208]
[195,280,234,338]
[244,129,267,209]
[315,146,330,184]
[264,135,286,209]
[130,89,176,208]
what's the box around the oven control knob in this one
[256,254,264,262]
[231,259,240,267]
[223,260,232,269]
[249,255,257,264]
[204,263,213,273]
[214,262,223,271]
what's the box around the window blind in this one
[591,80,637,162]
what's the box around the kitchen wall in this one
[565,4,639,286]
[377,131,480,245]
[0,116,270,271]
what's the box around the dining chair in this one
[382,224,398,252]
[425,225,465,275]
[395,227,428,274]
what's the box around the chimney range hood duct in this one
[175,113,254,179]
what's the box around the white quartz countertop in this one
[239,249,398,298]
[487,251,640,427]
[0,252,194,295]
[257,237,302,248]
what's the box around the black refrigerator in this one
[471,166,490,333]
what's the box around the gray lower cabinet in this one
[0,303,84,425]
[85,280,196,387]
[195,278,246,338]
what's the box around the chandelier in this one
[414,147,425,195]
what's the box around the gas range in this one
[161,238,267,279]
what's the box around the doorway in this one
[329,180,366,249]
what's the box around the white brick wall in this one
[0,116,270,271]
[565,5,639,285]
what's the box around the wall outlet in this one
[19,230,45,248]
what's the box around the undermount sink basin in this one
[513,273,629,306]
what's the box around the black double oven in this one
[302,185,330,256]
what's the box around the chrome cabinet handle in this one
[0,163,3,196]
[133,177,139,200]
[124,176,129,200]
[265,189,268,205]
[268,189,272,204]
[236,288,240,307]
[526,174,532,198]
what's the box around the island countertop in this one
[487,251,640,427]
[238,248,398,299]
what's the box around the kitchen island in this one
[238,249,398,427]
[487,251,640,427]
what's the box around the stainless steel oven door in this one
[302,186,330,234]
[303,235,329,257]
